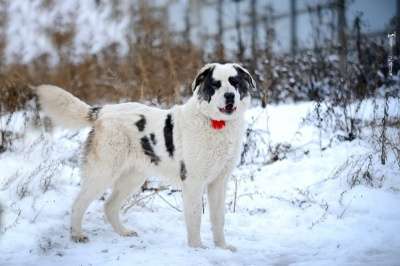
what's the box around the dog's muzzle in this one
[219,92,236,114]
[219,103,236,114]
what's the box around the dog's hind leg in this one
[104,170,146,237]
[71,124,129,242]
[71,177,110,243]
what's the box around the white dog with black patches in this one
[34,63,255,251]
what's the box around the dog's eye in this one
[229,77,239,87]
[210,81,221,88]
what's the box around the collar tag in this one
[211,120,226,130]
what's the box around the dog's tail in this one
[33,85,97,129]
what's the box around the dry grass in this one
[0,1,204,110]
[0,43,203,107]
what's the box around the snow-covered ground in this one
[1,101,400,266]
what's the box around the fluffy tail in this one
[34,85,95,129]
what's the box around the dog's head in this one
[191,63,254,121]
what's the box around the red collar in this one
[210,119,226,130]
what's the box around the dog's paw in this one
[216,243,237,252]
[71,234,89,243]
[224,244,237,252]
[188,241,207,250]
[120,229,138,237]
[196,244,208,250]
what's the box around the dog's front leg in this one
[207,176,237,252]
[182,182,205,249]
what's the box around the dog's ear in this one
[233,64,256,90]
[191,63,216,92]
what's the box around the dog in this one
[34,62,255,251]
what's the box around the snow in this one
[1,101,400,266]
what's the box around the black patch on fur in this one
[180,161,187,181]
[83,127,96,161]
[135,115,146,132]
[231,66,255,100]
[195,66,221,103]
[150,133,157,145]
[163,114,174,158]
[88,106,102,122]
[140,136,160,165]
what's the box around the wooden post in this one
[290,0,298,56]
[396,0,400,56]
[234,0,244,62]
[330,3,336,50]
[250,0,258,70]
[216,0,224,61]
[183,1,191,48]
[263,5,273,55]
[337,0,347,76]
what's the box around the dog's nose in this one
[224,92,235,104]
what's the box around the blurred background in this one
[0,0,398,106]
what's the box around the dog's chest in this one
[204,130,235,159]
[183,124,239,180]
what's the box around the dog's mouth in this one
[219,104,237,115]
